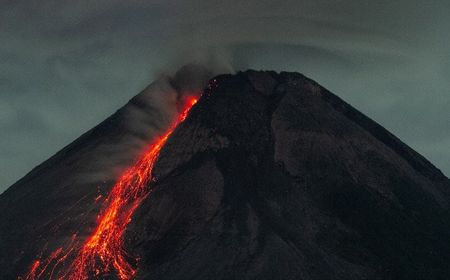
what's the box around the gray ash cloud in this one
[1,0,449,192]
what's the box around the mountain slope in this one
[0,67,206,279]
[1,70,450,280]
[127,71,450,280]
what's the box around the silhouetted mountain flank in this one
[1,70,450,280]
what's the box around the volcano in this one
[1,70,450,280]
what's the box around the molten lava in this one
[20,96,199,280]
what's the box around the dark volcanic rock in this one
[127,71,450,280]
[1,70,450,280]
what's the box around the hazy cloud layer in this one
[1,0,449,192]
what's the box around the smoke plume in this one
[1,0,449,191]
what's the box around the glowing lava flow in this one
[21,96,198,280]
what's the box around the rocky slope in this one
[1,70,450,280]
[0,66,206,279]
[127,71,450,280]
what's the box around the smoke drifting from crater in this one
[70,64,210,186]
[1,0,449,191]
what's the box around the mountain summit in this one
[1,70,450,280]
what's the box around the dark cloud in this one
[1,0,449,192]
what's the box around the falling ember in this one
[20,96,199,280]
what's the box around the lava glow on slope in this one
[20,96,199,280]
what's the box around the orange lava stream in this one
[21,96,198,280]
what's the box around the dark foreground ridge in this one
[1,70,450,280]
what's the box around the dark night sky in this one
[1,0,449,192]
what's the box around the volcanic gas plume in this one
[19,96,199,280]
